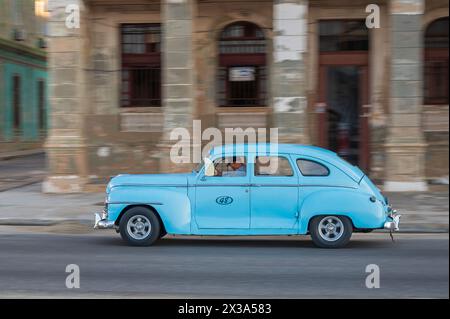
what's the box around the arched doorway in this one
[217,22,267,107]
[424,17,449,105]
[316,20,370,170]
[423,16,449,180]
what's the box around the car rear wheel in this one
[119,207,161,246]
[309,215,353,248]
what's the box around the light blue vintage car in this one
[94,144,400,248]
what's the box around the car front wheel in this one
[119,207,161,246]
[309,215,353,248]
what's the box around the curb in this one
[0,219,93,227]
[375,228,449,233]
[0,176,44,192]
[0,149,45,161]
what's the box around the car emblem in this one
[216,196,233,205]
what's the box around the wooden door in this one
[317,52,370,171]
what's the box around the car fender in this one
[298,188,385,234]
[107,186,192,234]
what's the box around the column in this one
[43,0,89,192]
[385,0,428,191]
[158,0,196,172]
[272,0,309,144]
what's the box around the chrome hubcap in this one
[318,216,344,242]
[127,215,152,240]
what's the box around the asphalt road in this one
[0,230,448,298]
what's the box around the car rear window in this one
[297,159,330,176]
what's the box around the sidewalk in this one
[386,190,449,232]
[0,183,447,232]
[0,183,103,226]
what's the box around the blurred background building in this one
[42,0,448,193]
[0,0,49,155]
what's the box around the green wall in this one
[0,40,48,142]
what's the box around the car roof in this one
[209,144,365,182]
[210,143,335,157]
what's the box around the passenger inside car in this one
[215,156,246,177]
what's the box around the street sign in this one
[229,67,255,81]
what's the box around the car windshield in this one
[194,158,206,173]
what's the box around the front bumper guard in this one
[384,210,401,231]
[94,212,116,230]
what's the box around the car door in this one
[195,155,250,229]
[250,154,299,229]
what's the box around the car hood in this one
[107,173,192,192]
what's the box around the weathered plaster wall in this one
[384,0,428,191]
[0,0,48,153]
[83,1,163,186]
[195,0,273,133]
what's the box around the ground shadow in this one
[92,235,393,249]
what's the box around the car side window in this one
[213,156,247,177]
[255,156,294,176]
[297,159,330,176]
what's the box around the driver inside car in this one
[219,156,246,177]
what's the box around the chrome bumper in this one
[94,212,116,229]
[384,211,401,231]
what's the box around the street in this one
[0,229,447,298]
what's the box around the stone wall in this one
[384,0,428,192]
[272,0,309,144]
[84,1,163,187]
[44,0,90,192]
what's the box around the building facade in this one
[45,0,449,193]
[0,0,49,154]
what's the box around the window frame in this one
[12,74,21,133]
[120,23,162,108]
[296,158,331,177]
[424,17,449,105]
[319,19,369,52]
[217,21,267,107]
[254,155,295,177]
[37,79,46,133]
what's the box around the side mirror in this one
[204,158,215,177]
